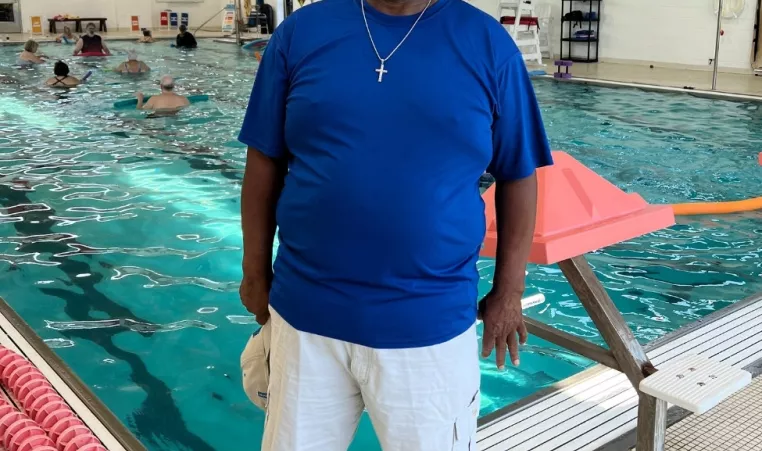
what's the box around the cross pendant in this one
[375,61,388,83]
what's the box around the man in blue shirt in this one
[238,0,552,447]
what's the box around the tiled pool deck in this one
[479,293,762,451]
[663,376,762,451]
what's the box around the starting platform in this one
[477,292,762,450]
[478,151,757,451]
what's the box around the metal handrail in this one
[194,5,229,36]
[712,0,725,90]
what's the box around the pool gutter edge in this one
[595,356,762,451]
[0,296,147,451]
[540,75,762,103]
[478,291,762,430]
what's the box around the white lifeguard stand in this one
[497,1,543,66]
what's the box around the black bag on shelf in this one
[563,10,584,28]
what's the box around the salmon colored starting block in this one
[481,151,676,264]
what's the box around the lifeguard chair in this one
[480,151,751,450]
[498,0,543,65]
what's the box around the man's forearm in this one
[492,173,538,297]
[241,147,286,281]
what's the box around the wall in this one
[470,0,757,70]
[19,0,235,32]
[20,0,757,69]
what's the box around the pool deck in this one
[660,375,762,451]
[565,61,762,98]
[478,292,762,451]
[0,297,145,451]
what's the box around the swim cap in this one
[127,50,138,61]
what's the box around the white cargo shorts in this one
[261,307,480,451]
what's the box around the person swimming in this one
[138,29,155,44]
[175,25,198,49]
[46,61,80,88]
[56,26,78,44]
[18,40,44,66]
[136,75,191,113]
[115,50,150,74]
[74,23,111,56]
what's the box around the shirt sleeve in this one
[487,52,553,181]
[238,27,289,159]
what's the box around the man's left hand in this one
[478,289,528,370]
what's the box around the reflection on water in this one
[45,318,217,332]
[0,42,761,450]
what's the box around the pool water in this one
[0,40,761,450]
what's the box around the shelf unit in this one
[560,0,601,63]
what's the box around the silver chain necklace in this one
[361,0,433,82]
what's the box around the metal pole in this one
[193,5,228,36]
[712,0,724,91]
[235,0,242,46]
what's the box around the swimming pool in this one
[0,40,760,450]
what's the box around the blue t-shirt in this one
[239,0,552,348]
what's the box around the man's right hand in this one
[240,275,270,325]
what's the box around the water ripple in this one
[54,243,238,259]
[44,338,76,348]
[110,266,237,292]
[45,318,217,333]
[0,252,59,267]
[226,315,257,325]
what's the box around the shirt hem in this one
[269,300,475,350]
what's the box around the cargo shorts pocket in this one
[453,390,480,451]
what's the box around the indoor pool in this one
[0,40,761,450]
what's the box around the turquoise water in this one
[0,41,761,450]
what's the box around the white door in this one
[0,0,22,33]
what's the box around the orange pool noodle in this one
[671,198,762,216]
[481,151,675,264]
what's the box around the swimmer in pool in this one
[176,25,198,49]
[45,61,80,88]
[136,75,191,112]
[73,23,111,56]
[114,50,150,74]
[56,26,78,44]
[138,29,155,44]
[18,40,44,66]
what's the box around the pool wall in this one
[542,76,762,103]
